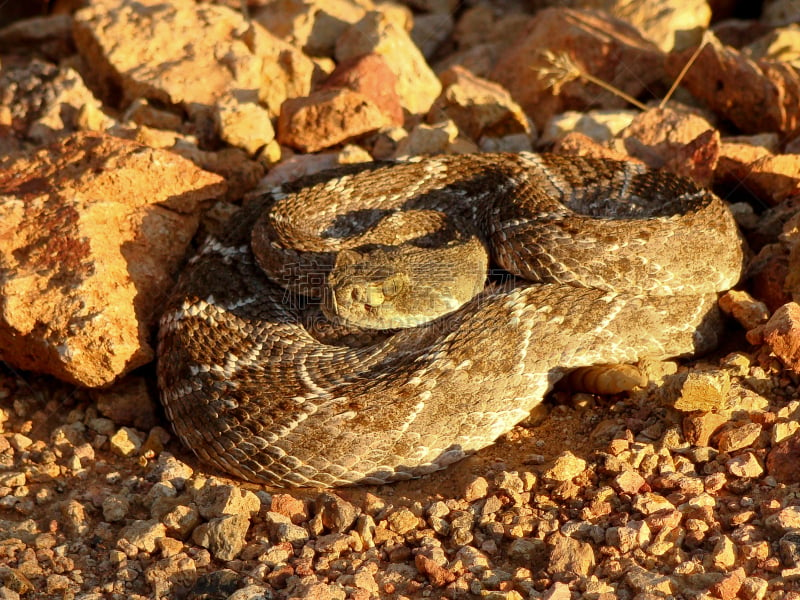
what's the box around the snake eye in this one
[364,284,384,307]
[382,276,404,299]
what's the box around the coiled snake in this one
[157,152,745,487]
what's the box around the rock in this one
[109,427,143,457]
[745,25,800,68]
[683,412,728,446]
[624,564,674,595]
[585,0,711,51]
[148,453,194,486]
[252,0,371,57]
[386,507,419,535]
[161,504,201,538]
[257,145,371,188]
[670,369,731,412]
[726,452,765,478]
[547,532,595,576]
[226,584,271,600]
[463,476,489,502]
[544,452,587,482]
[286,576,347,600]
[0,519,38,545]
[607,520,651,552]
[0,14,73,60]
[102,494,130,522]
[761,302,800,372]
[494,471,525,496]
[414,554,456,587]
[73,0,316,118]
[619,106,717,172]
[314,493,360,533]
[711,534,737,570]
[215,96,275,156]
[264,511,309,545]
[91,376,158,431]
[541,582,572,600]
[490,8,664,131]
[716,148,800,206]
[122,97,183,130]
[540,109,637,146]
[767,431,800,482]
[717,422,762,452]
[718,290,770,331]
[335,11,441,115]
[187,569,242,599]
[323,53,404,126]
[665,32,800,138]
[393,120,465,157]
[192,513,250,561]
[452,5,530,54]
[271,494,308,524]
[614,470,646,495]
[315,532,353,556]
[740,576,768,600]
[767,504,800,531]
[632,493,675,515]
[429,66,532,142]
[507,538,547,567]
[711,566,745,599]
[552,131,635,162]
[411,13,453,58]
[278,87,396,153]
[0,132,224,387]
[780,532,800,566]
[352,565,379,596]
[120,519,167,553]
[773,420,800,444]
[0,61,111,145]
[194,480,261,520]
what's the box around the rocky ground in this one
[2,0,800,598]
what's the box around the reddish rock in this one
[710,567,745,600]
[747,244,791,313]
[614,470,646,495]
[490,8,664,130]
[666,32,800,138]
[414,554,456,587]
[761,302,800,372]
[620,107,718,172]
[278,87,397,152]
[767,431,800,483]
[271,494,308,525]
[322,53,404,127]
[0,132,225,387]
[552,132,636,162]
[335,10,441,115]
[662,129,720,187]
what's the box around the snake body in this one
[157,153,745,487]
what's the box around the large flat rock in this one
[0,132,226,387]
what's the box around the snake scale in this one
[157,152,745,487]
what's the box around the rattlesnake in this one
[157,152,745,487]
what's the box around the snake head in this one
[324,249,416,329]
